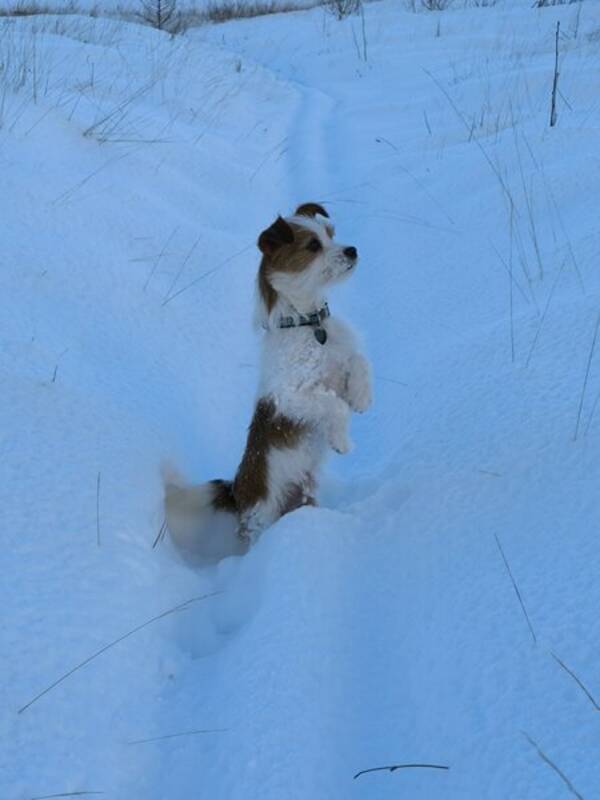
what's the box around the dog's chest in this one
[262,319,354,395]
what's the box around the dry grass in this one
[534,0,582,7]
[0,0,323,29]
[0,1,84,16]
[177,0,322,29]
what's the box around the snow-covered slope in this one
[2,3,600,798]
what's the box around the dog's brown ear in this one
[295,202,329,219]
[258,216,294,255]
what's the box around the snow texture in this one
[2,1,600,798]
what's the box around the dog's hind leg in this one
[237,472,317,543]
[237,502,277,544]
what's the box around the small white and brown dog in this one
[164,202,372,563]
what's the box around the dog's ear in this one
[258,216,294,255]
[295,202,329,219]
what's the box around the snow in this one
[2,1,600,798]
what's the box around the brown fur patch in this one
[256,206,336,314]
[233,396,308,513]
[293,202,334,238]
[210,479,237,513]
[257,216,294,255]
[257,219,325,312]
[258,267,279,314]
[257,216,296,313]
[295,202,329,219]
[280,477,317,516]
[268,224,322,274]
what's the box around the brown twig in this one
[30,793,104,800]
[96,472,101,547]
[522,732,583,800]
[550,22,560,128]
[509,203,515,362]
[354,763,450,780]
[584,388,600,437]
[489,240,530,305]
[574,311,600,441]
[51,348,69,383]
[525,259,566,368]
[152,519,167,549]
[161,243,253,306]
[423,67,515,210]
[143,226,179,293]
[162,233,203,306]
[375,137,455,226]
[551,651,600,711]
[540,167,585,294]
[375,374,408,387]
[18,592,221,714]
[128,727,228,745]
[494,533,537,645]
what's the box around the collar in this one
[278,302,330,330]
[278,303,330,345]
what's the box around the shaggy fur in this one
[164,202,372,563]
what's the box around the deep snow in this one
[2,1,600,798]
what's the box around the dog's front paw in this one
[348,380,372,414]
[333,438,353,455]
[347,356,373,413]
[328,424,353,455]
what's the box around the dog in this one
[164,202,372,563]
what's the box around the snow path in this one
[154,9,600,798]
[2,3,600,799]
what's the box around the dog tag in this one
[314,327,327,345]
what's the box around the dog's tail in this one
[163,469,248,564]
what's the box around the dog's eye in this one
[307,238,322,252]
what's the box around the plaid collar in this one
[278,303,330,330]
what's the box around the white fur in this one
[165,480,248,564]
[242,214,373,540]
[164,212,372,555]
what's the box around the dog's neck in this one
[270,295,330,345]
[256,291,330,333]
[279,302,330,329]
[275,295,328,323]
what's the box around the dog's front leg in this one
[345,354,373,413]
[314,390,352,454]
[284,389,352,454]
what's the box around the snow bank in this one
[2,1,600,797]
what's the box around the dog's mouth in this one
[324,255,358,284]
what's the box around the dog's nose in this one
[344,246,357,260]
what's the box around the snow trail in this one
[3,3,600,798]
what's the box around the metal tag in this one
[314,328,327,345]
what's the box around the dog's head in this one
[256,202,358,324]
